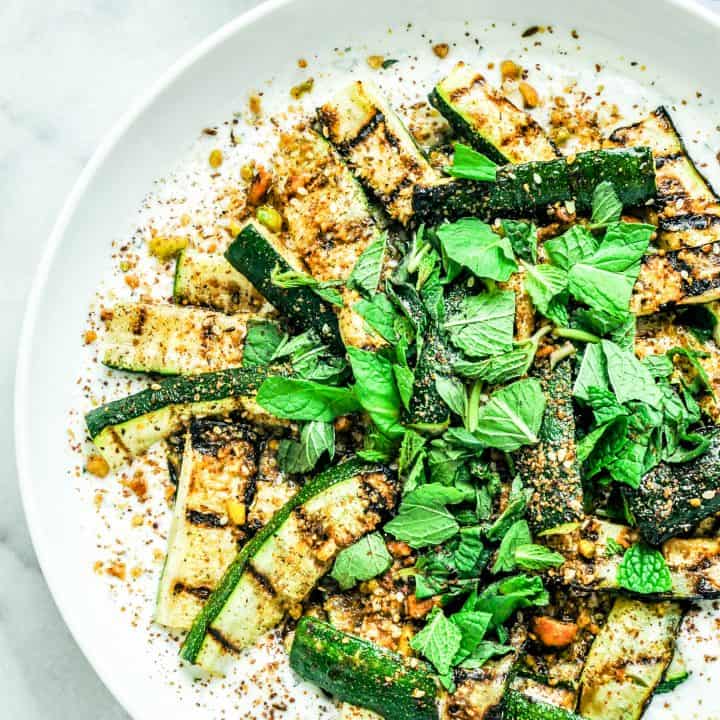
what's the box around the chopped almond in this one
[83,330,97,345]
[519,81,540,108]
[367,55,385,70]
[532,616,579,648]
[433,43,450,59]
[387,540,412,558]
[500,59,522,81]
[106,561,126,580]
[406,594,435,619]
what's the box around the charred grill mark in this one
[208,627,242,653]
[448,74,486,103]
[654,151,685,170]
[172,582,212,600]
[339,110,384,153]
[247,564,278,597]
[109,427,132,456]
[186,509,226,528]
[132,305,148,336]
[659,213,720,232]
[383,175,415,206]
[190,417,258,456]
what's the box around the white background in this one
[1,0,717,717]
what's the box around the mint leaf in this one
[545,225,598,271]
[355,293,399,342]
[451,611,493,659]
[242,321,284,368]
[398,429,426,476]
[270,264,344,306]
[573,343,609,402]
[385,484,465,548]
[453,345,536,385]
[331,532,392,590]
[502,220,537,264]
[347,233,386,296]
[473,378,546,451]
[444,291,515,358]
[602,340,663,409]
[347,348,403,438]
[459,641,514,669]
[590,181,623,227]
[617,542,672,594]
[437,218,518,282]
[278,420,335,473]
[473,574,549,627]
[445,143,498,182]
[492,519,532,573]
[393,363,415,412]
[567,223,653,318]
[521,261,568,320]
[513,544,565,571]
[435,375,468,418]
[257,377,360,421]
[410,608,463,676]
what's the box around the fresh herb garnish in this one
[270,263,344,306]
[257,377,360,421]
[445,143,498,182]
[410,607,463,677]
[347,233,387,297]
[617,542,672,594]
[278,420,335,473]
[590,180,623,228]
[501,220,537,264]
[330,532,392,590]
[242,321,284,368]
[437,218,518,282]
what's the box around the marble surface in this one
[1,1,718,718]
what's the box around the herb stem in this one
[550,341,577,369]
[465,380,483,433]
[553,326,601,344]
[407,241,432,274]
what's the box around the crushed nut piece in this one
[86,455,110,478]
[433,43,450,59]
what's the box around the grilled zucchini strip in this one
[155,419,263,629]
[513,359,585,533]
[180,458,397,674]
[289,617,439,720]
[173,249,274,315]
[502,690,585,720]
[101,302,257,375]
[631,245,720,315]
[317,81,441,225]
[429,62,559,164]
[85,365,281,470]
[412,147,656,226]
[273,127,386,349]
[578,597,682,720]
[608,106,720,250]
[545,518,720,599]
[225,220,343,352]
[624,428,720,544]
[450,651,519,720]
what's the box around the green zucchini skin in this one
[85,365,279,469]
[428,63,559,165]
[411,147,656,226]
[502,690,584,720]
[289,617,439,720]
[514,359,585,533]
[225,221,343,353]
[624,428,720,545]
[578,597,682,720]
[180,458,397,672]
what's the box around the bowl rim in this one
[14,0,720,717]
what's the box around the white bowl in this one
[16,1,720,718]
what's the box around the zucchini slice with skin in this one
[631,245,720,315]
[577,597,682,720]
[502,690,585,720]
[412,147,656,226]
[317,81,441,225]
[273,127,386,350]
[225,220,344,353]
[544,518,720,599]
[513,358,585,533]
[155,419,266,630]
[289,617,439,720]
[429,62,559,165]
[101,302,257,375]
[624,428,720,545]
[173,249,274,315]
[180,458,398,674]
[85,365,282,470]
[608,106,720,251]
